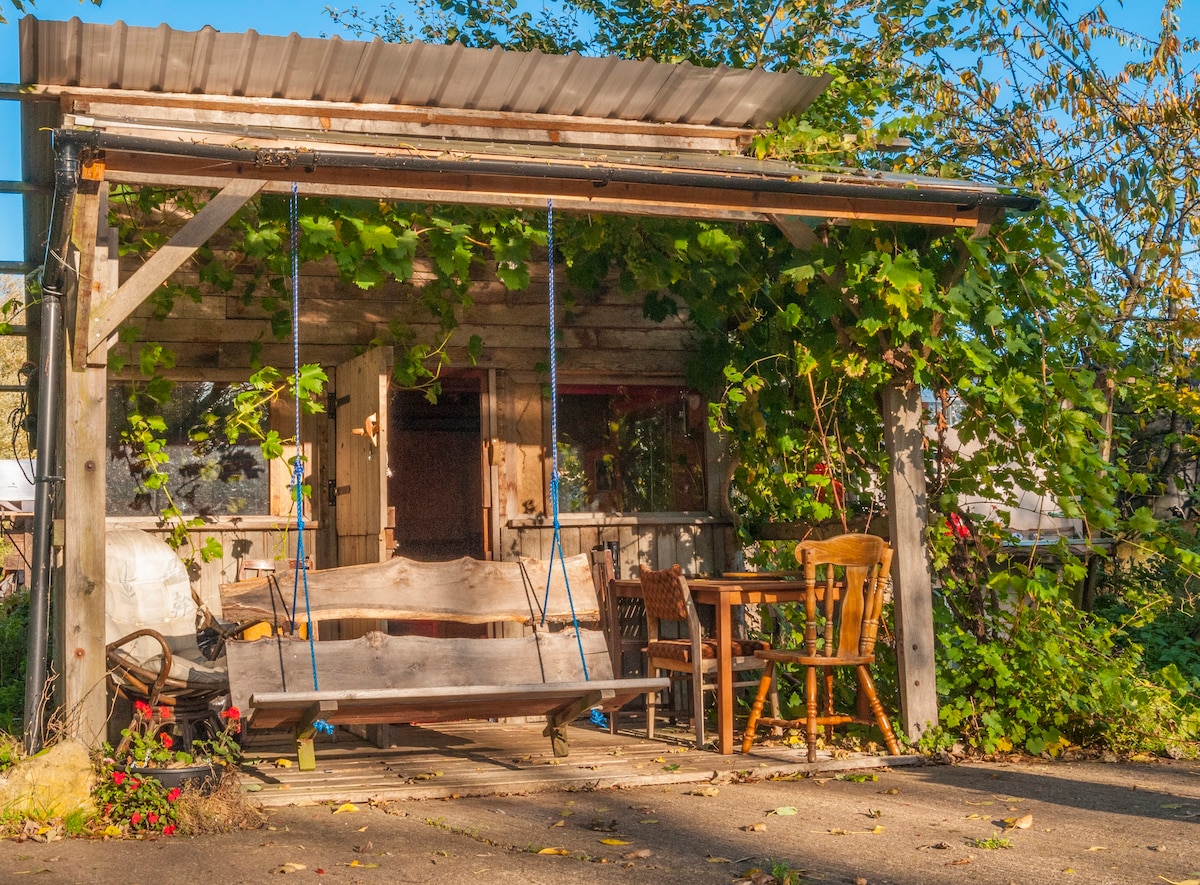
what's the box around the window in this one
[556,386,706,514]
[106,382,270,518]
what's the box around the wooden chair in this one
[741,533,902,762]
[639,563,776,748]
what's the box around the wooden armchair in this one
[741,533,902,761]
[639,564,776,748]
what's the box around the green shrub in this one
[926,527,1200,757]
[0,591,27,736]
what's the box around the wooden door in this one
[335,347,393,567]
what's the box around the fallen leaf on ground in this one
[741,823,767,832]
[1157,879,1200,885]
[705,856,732,863]
[549,820,564,828]
[599,839,631,845]
[333,803,359,814]
[768,806,798,816]
[538,848,569,855]
[347,860,378,869]
[623,849,652,859]
[1005,813,1033,830]
[946,857,974,866]
[688,786,720,797]
[964,800,993,806]
[274,758,293,768]
[272,862,306,874]
[1086,846,1108,852]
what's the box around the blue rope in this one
[287,182,321,698]
[539,201,589,683]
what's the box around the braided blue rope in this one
[288,182,321,701]
[539,201,590,686]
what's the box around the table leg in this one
[715,598,733,754]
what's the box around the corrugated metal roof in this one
[19,16,829,129]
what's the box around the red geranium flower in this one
[134,700,153,717]
[159,706,173,720]
[111,771,126,786]
[167,788,181,802]
[130,812,142,825]
[163,824,176,836]
[147,813,159,825]
[222,707,241,721]
[161,733,173,749]
[946,512,971,539]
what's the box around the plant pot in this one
[123,762,219,794]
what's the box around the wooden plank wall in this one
[119,256,693,377]
[499,522,727,579]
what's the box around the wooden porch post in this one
[60,179,114,746]
[881,380,939,742]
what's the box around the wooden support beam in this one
[62,357,108,747]
[70,178,116,370]
[768,214,821,250]
[95,152,987,230]
[880,381,939,742]
[86,177,266,355]
[295,700,339,772]
[972,207,1000,239]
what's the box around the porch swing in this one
[223,192,667,770]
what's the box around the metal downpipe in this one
[23,137,79,755]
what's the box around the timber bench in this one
[223,553,667,770]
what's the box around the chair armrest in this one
[106,627,175,706]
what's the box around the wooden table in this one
[612,576,808,755]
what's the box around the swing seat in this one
[224,552,666,770]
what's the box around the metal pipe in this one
[53,129,1041,213]
[23,136,78,755]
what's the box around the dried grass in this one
[174,770,266,835]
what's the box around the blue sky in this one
[1,1,1193,274]
[0,0,373,270]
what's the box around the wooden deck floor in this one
[237,716,916,807]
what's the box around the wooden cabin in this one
[103,247,729,607]
[7,16,1035,748]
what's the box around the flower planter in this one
[122,762,219,794]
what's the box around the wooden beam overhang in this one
[8,84,754,154]
[58,125,1034,238]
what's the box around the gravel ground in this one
[0,758,1196,885]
